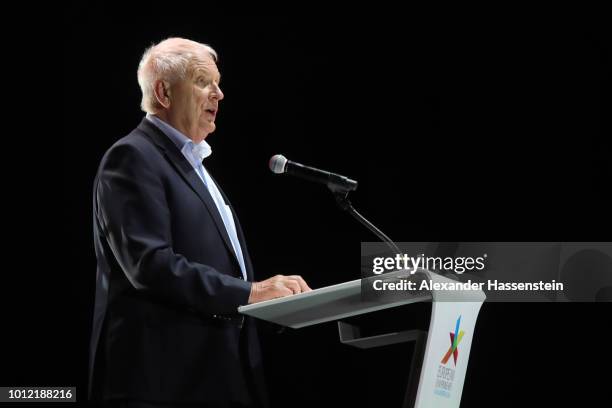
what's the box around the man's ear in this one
[153,80,171,109]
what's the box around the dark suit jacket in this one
[89,118,268,407]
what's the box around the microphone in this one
[269,154,358,193]
[269,154,400,259]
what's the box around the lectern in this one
[239,269,486,408]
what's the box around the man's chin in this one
[201,124,215,138]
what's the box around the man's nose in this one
[212,83,224,101]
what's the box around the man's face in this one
[168,53,224,142]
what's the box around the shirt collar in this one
[146,114,212,161]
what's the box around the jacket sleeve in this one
[95,141,252,315]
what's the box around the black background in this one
[16,8,608,407]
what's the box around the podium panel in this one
[239,270,431,328]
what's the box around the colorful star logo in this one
[441,316,465,366]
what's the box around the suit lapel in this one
[136,119,241,271]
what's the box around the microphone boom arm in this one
[333,190,402,257]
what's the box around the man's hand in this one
[248,275,312,304]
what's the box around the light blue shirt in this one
[146,114,248,281]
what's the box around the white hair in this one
[137,37,218,114]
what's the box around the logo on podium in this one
[441,316,465,366]
[434,316,465,398]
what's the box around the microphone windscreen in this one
[269,154,288,174]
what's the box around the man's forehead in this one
[192,56,220,77]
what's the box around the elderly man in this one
[89,37,310,408]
